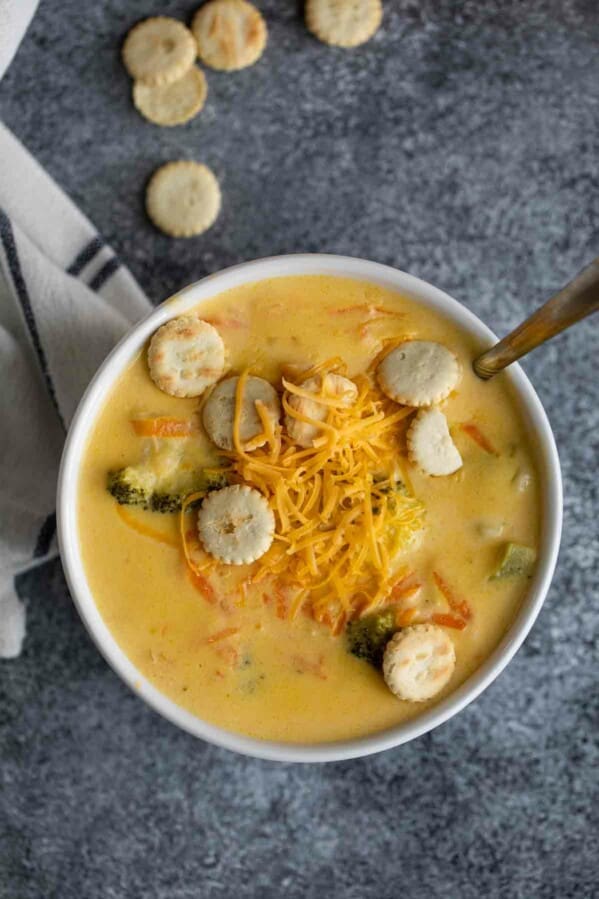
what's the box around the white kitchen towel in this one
[0,0,38,81]
[0,5,151,657]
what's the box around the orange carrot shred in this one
[460,423,497,455]
[202,316,246,330]
[188,569,217,604]
[273,582,288,619]
[131,417,194,438]
[292,654,327,680]
[432,571,472,621]
[431,613,468,630]
[396,607,419,627]
[206,627,239,644]
[390,571,417,598]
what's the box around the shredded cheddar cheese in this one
[217,361,425,632]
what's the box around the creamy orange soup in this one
[78,276,540,742]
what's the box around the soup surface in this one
[78,275,540,743]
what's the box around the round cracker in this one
[383,625,456,702]
[148,315,225,397]
[377,340,460,407]
[407,408,463,477]
[305,0,382,48]
[191,0,267,71]
[202,375,281,451]
[123,17,197,86]
[133,67,208,126]
[197,484,274,565]
[146,161,221,238]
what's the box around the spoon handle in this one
[473,257,599,379]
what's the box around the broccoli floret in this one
[108,464,228,513]
[346,609,398,668]
[107,466,155,508]
[150,470,229,513]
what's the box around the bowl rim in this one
[57,253,562,763]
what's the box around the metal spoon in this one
[473,257,599,379]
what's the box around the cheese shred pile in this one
[223,358,425,633]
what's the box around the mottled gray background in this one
[1,1,598,897]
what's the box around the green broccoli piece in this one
[150,469,229,513]
[108,463,228,513]
[107,466,155,508]
[490,542,536,580]
[346,608,398,668]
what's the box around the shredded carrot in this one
[274,582,288,619]
[431,613,468,630]
[116,505,179,547]
[432,571,472,621]
[206,627,239,644]
[390,570,417,597]
[396,607,419,627]
[130,417,194,438]
[291,654,327,680]
[460,423,497,455]
[203,316,246,329]
[188,569,217,603]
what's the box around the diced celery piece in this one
[490,542,536,580]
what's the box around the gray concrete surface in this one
[1,1,598,896]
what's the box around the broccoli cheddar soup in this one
[78,275,540,743]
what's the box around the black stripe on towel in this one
[67,236,105,276]
[0,210,66,431]
[89,256,120,292]
[34,512,57,558]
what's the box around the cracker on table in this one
[123,17,197,86]
[191,0,267,71]
[305,0,382,48]
[146,161,221,238]
[133,67,208,126]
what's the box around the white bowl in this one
[57,255,562,763]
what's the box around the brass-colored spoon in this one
[473,257,599,379]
